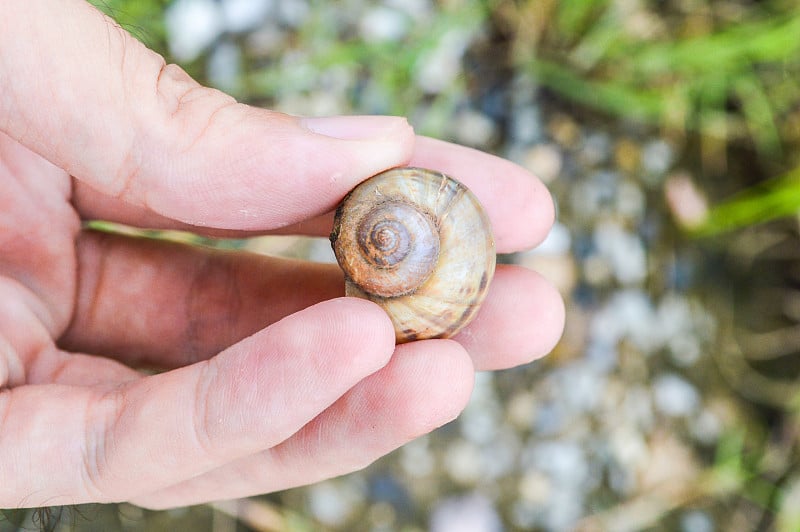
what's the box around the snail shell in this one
[330,167,496,343]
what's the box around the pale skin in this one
[0,0,565,509]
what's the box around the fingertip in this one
[301,297,397,373]
[457,265,566,370]
[529,177,558,249]
[301,115,415,143]
[392,339,475,436]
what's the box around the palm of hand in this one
[0,137,80,389]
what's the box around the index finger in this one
[73,135,553,253]
[0,0,414,230]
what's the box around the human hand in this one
[0,0,564,509]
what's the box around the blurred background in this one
[4,0,800,530]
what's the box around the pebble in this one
[507,391,537,430]
[276,0,309,27]
[681,510,716,532]
[569,170,620,221]
[641,139,675,180]
[548,113,582,147]
[430,493,503,532]
[444,439,483,485]
[414,28,474,93]
[399,437,435,478]
[580,131,613,166]
[523,143,563,184]
[359,6,409,42]
[165,0,224,61]
[221,0,273,33]
[590,289,661,353]
[518,252,578,295]
[616,179,646,220]
[689,407,723,445]
[510,105,544,145]
[664,171,709,229]
[653,373,701,417]
[593,222,648,285]
[207,40,241,93]
[776,476,800,530]
[450,108,498,148]
[307,480,362,526]
[614,138,641,174]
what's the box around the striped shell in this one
[330,167,496,343]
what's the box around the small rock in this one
[614,138,641,174]
[450,109,497,148]
[510,105,543,145]
[207,40,241,93]
[399,437,435,478]
[307,480,362,527]
[681,510,715,532]
[221,0,272,33]
[664,171,709,230]
[548,113,582,147]
[524,143,563,184]
[277,0,309,27]
[653,373,700,417]
[360,6,409,43]
[641,139,675,180]
[414,28,474,94]
[166,0,224,62]
[616,180,646,220]
[430,493,502,532]
[579,131,612,166]
[444,440,483,484]
[593,222,648,285]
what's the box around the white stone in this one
[360,6,409,42]
[207,40,241,93]
[593,222,647,285]
[616,179,646,220]
[653,373,700,417]
[221,0,273,32]
[451,109,497,147]
[524,143,563,184]
[444,440,483,484]
[400,437,435,477]
[387,0,432,20]
[165,0,224,62]
[642,139,675,177]
[681,510,715,532]
[414,28,474,93]
[277,0,309,27]
[307,480,361,526]
[590,289,659,353]
[430,493,502,532]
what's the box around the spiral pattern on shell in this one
[330,167,496,343]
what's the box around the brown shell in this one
[330,167,496,343]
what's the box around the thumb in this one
[0,0,415,230]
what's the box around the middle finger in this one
[60,230,562,371]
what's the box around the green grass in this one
[691,165,800,236]
[528,4,800,157]
[516,0,800,233]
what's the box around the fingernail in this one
[301,115,412,141]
